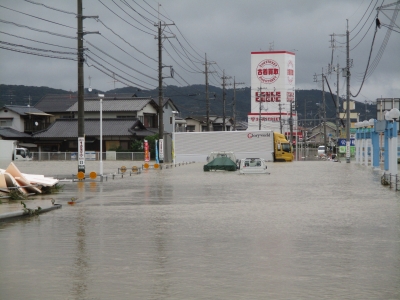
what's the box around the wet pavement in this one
[0,160,399,299]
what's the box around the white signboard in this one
[78,137,85,171]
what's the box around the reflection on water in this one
[0,161,400,299]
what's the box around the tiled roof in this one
[32,118,156,138]
[34,94,78,113]
[34,94,163,113]
[1,105,46,115]
[67,99,155,112]
[0,127,32,138]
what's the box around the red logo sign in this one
[255,91,281,102]
[257,59,280,84]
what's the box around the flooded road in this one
[1,160,399,299]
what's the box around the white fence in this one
[31,152,145,161]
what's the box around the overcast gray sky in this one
[0,0,399,103]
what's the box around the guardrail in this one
[30,152,145,161]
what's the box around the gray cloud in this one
[0,0,399,102]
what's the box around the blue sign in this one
[338,138,355,146]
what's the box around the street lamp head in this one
[362,120,369,127]
[368,119,375,126]
[171,111,178,114]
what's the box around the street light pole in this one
[98,94,104,177]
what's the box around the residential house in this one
[185,115,233,132]
[31,93,161,152]
[162,98,186,133]
[307,121,340,146]
[32,118,156,152]
[0,105,51,133]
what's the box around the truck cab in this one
[273,133,293,162]
[13,147,32,161]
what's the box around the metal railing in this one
[31,152,145,161]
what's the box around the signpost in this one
[78,137,85,173]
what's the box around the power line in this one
[85,51,157,86]
[98,0,155,35]
[95,18,157,63]
[23,0,76,15]
[0,45,76,60]
[0,4,75,29]
[0,31,76,50]
[0,41,77,55]
[0,19,76,39]
[85,39,157,80]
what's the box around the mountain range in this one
[0,84,377,126]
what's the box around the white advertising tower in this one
[248,51,297,136]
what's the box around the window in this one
[186,125,195,132]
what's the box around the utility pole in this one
[330,32,345,157]
[157,21,163,139]
[257,85,268,130]
[289,98,294,147]
[203,53,215,131]
[77,0,84,173]
[221,70,231,131]
[233,77,244,130]
[346,19,351,163]
[313,69,327,153]
[336,63,340,153]
[77,0,98,174]
[322,69,327,154]
[155,20,175,139]
[279,103,283,134]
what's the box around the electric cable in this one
[0,41,77,55]
[95,18,157,63]
[0,5,75,29]
[98,0,155,35]
[0,19,76,39]
[112,0,156,34]
[23,0,76,15]
[0,45,76,60]
[85,39,157,80]
[86,50,157,86]
[0,31,75,49]
[120,0,156,26]
[86,54,156,90]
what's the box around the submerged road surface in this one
[0,160,399,299]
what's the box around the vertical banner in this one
[78,137,85,172]
[172,139,175,163]
[144,139,150,162]
[155,140,159,164]
[159,139,164,162]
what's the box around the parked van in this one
[317,145,326,157]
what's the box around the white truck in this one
[173,130,293,163]
[0,140,32,162]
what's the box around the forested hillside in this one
[0,84,376,124]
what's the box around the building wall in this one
[0,109,23,131]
